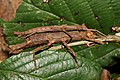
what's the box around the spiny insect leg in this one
[84,37,104,44]
[24,32,36,39]
[9,49,23,54]
[88,29,106,37]
[62,41,78,66]
[33,44,48,69]
[33,40,54,69]
[62,30,73,43]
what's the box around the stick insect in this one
[9,24,105,68]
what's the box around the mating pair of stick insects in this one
[9,24,105,68]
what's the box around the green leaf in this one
[0,0,120,80]
[0,51,102,80]
[75,43,120,67]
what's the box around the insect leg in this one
[62,30,73,43]
[9,49,24,54]
[88,29,106,37]
[23,32,36,39]
[62,41,78,66]
[33,40,55,69]
[84,37,104,44]
[33,44,48,69]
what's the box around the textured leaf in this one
[0,0,120,80]
[0,51,102,80]
[75,43,120,67]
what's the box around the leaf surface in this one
[0,0,120,80]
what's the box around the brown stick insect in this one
[9,24,105,68]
